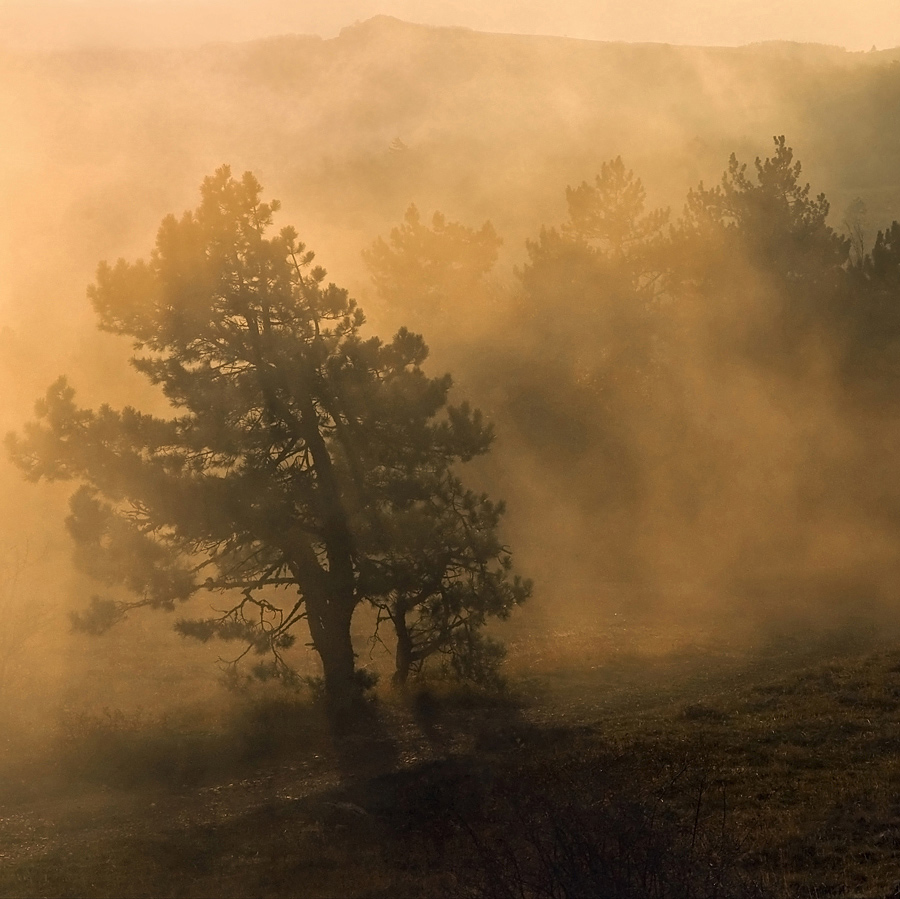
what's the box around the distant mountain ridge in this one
[2,2,899,52]
[2,13,900,338]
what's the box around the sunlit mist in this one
[1,7,900,895]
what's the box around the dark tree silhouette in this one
[676,135,850,364]
[496,157,673,503]
[366,473,527,686]
[517,155,672,397]
[6,168,528,713]
[842,219,900,391]
[363,204,502,327]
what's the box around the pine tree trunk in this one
[305,587,361,721]
[319,615,357,701]
[393,607,413,687]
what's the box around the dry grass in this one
[2,626,900,897]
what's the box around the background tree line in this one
[8,134,900,717]
[365,136,900,631]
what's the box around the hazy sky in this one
[0,0,897,51]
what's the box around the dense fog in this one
[3,12,900,735]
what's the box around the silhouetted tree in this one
[676,136,850,363]
[681,137,847,274]
[363,204,502,327]
[563,156,671,273]
[6,168,528,713]
[517,156,672,392]
[497,158,673,501]
[867,221,900,285]
[841,219,900,391]
[366,473,527,686]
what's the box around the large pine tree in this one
[6,168,528,713]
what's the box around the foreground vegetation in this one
[3,628,900,898]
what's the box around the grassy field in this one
[2,626,900,898]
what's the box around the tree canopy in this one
[363,204,502,328]
[447,136,900,597]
